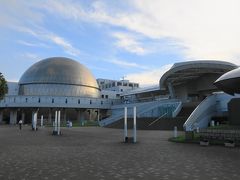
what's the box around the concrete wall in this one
[228,98,240,125]
[6,82,19,96]
[174,74,220,102]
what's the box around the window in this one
[38,98,41,103]
[65,99,68,104]
[25,98,28,103]
[52,98,54,103]
[78,99,80,104]
[105,95,108,99]
[101,95,104,98]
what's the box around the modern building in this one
[97,78,139,100]
[0,57,120,125]
[99,60,238,129]
[0,58,239,131]
[214,67,240,126]
[97,78,139,91]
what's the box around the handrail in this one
[148,113,167,127]
[100,100,181,127]
[172,101,182,117]
[183,95,216,131]
[138,101,180,116]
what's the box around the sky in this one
[0,0,240,87]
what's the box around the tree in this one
[0,72,8,100]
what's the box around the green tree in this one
[0,72,8,100]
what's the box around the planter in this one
[200,140,209,146]
[224,142,235,148]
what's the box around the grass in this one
[169,134,200,144]
[208,124,240,130]
[169,131,240,146]
[44,120,99,127]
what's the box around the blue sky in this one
[0,0,240,86]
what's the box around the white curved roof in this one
[159,60,238,89]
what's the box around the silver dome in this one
[19,57,100,98]
[214,67,240,95]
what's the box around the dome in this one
[19,57,100,98]
[214,67,240,95]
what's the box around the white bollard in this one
[211,120,215,127]
[133,106,137,143]
[196,127,199,133]
[41,115,43,127]
[55,111,58,132]
[174,126,177,138]
[124,107,128,142]
[33,112,37,131]
[57,111,61,135]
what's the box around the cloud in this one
[22,53,42,61]
[113,0,240,62]
[39,0,240,63]
[15,26,81,57]
[126,64,172,86]
[17,40,49,48]
[0,0,44,28]
[112,32,149,55]
[108,59,149,69]
[44,34,81,57]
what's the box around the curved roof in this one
[19,57,99,90]
[159,60,237,89]
[214,67,240,95]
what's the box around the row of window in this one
[7,98,112,105]
[100,82,139,89]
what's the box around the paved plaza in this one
[0,126,240,180]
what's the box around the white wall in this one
[6,82,19,96]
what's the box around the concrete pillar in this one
[57,111,61,135]
[89,109,92,121]
[32,111,38,130]
[174,126,178,138]
[168,82,175,99]
[0,111,3,123]
[48,109,52,124]
[133,106,137,143]
[77,109,85,126]
[54,111,58,132]
[40,115,43,127]
[63,109,67,124]
[97,109,100,121]
[21,112,25,124]
[10,110,17,124]
[124,107,128,142]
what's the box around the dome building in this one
[0,57,115,125]
[0,57,238,131]
[19,57,100,98]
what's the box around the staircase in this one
[183,92,237,131]
[106,117,186,130]
[99,99,181,127]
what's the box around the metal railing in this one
[99,99,181,127]
[0,95,121,109]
